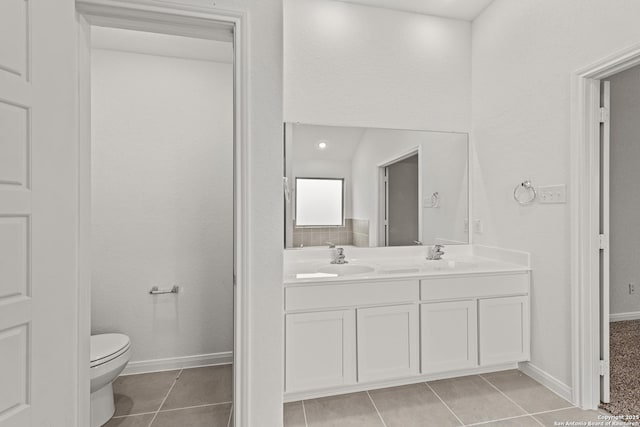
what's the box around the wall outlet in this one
[473,219,483,234]
[630,283,635,295]
[538,184,567,204]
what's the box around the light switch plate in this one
[538,184,567,204]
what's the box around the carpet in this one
[600,319,640,416]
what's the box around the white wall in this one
[609,65,640,316]
[351,129,468,245]
[91,49,233,362]
[471,0,640,389]
[284,0,471,132]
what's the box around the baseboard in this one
[518,362,573,403]
[609,311,640,322]
[122,351,233,376]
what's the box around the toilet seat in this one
[91,333,130,368]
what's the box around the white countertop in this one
[283,245,531,285]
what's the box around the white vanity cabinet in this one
[284,270,530,400]
[420,300,478,373]
[285,309,356,392]
[478,295,530,365]
[356,304,419,382]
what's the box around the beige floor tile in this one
[428,375,526,425]
[152,404,232,427]
[369,383,461,427]
[482,370,572,413]
[304,392,385,427]
[533,408,608,427]
[104,414,155,427]
[113,370,180,416]
[478,415,542,426]
[161,365,232,410]
[284,401,306,427]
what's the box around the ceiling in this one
[337,0,494,21]
[91,27,233,63]
[292,124,366,162]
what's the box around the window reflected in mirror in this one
[295,178,344,227]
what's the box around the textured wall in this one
[91,49,234,361]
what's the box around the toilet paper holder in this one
[149,285,180,295]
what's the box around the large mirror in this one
[284,123,469,248]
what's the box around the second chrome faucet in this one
[331,247,348,264]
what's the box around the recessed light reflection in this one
[317,141,328,150]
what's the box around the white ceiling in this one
[292,124,366,162]
[91,26,233,63]
[337,0,494,21]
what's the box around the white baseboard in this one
[609,311,640,322]
[518,362,573,403]
[122,351,233,376]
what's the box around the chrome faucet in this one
[331,247,348,264]
[426,244,445,260]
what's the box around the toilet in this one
[90,333,131,427]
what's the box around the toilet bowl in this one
[90,333,131,427]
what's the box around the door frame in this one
[571,42,640,409]
[376,146,422,246]
[75,1,249,425]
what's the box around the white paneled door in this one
[0,1,80,425]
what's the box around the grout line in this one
[477,375,544,426]
[156,401,233,413]
[529,406,576,416]
[465,414,539,426]
[147,368,182,427]
[366,391,388,427]
[227,404,233,427]
[111,411,157,419]
[301,400,309,427]
[423,382,466,427]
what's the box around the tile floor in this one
[104,364,233,427]
[284,370,611,427]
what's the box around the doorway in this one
[76,3,247,426]
[572,42,640,411]
[378,149,422,247]
[596,65,640,416]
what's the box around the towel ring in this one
[513,180,536,205]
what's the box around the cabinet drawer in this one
[286,280,419,311]
[421,273,529,301]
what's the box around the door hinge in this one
[600,107,610,123]
[599,234,608,250]
[600,359,609,376]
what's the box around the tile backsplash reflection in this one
[291,218,370,248]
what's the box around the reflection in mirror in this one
[284,123,469,248]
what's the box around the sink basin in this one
[317,264,375,276]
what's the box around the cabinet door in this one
[479,296,530,365]
[421,300,478,373]
[357,304,419,383]
[285,310,356,392]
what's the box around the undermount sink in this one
[317,264,375,276]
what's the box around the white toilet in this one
[90,333,131,427]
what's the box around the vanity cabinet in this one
[478,296,530,365]
[356,304,419,382]
[420,300,478,373]
[284,271,530,400]
[285,310,356,392]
